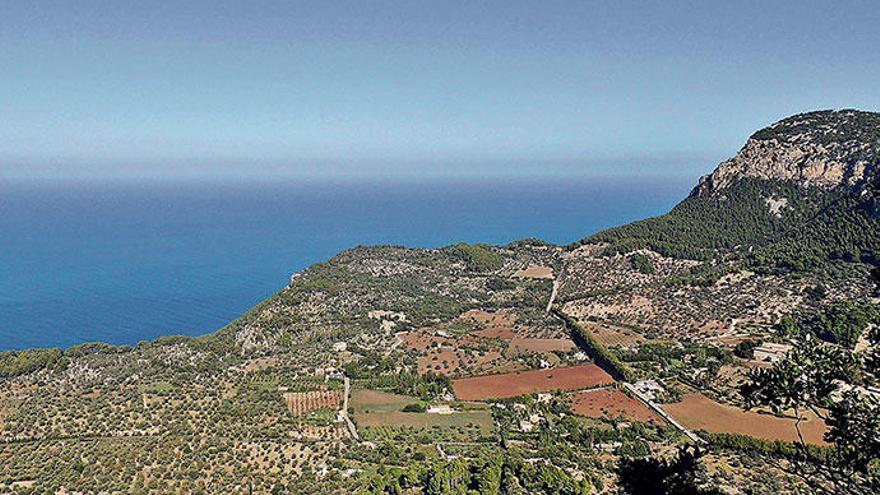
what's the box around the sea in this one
[0,176,692,350]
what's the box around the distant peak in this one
[693,109,880,196]
[749,109,880,147]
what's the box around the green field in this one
[351,389,493,441]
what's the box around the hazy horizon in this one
[3,1,879,181]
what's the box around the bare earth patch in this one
[512,265,554,279]
[664,393,828,445]
[571,388,664,424]
[579,320,645,349]
[453,364,615,401]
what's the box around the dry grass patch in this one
[579,321,645,349]
[508,338,574,354]
[512,265,554,279]
[664,393,828,445]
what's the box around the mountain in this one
[579,109,880,270]
[695,109,880,195]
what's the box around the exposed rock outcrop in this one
[692,109,879,197]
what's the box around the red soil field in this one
[664,393,828,445]
[284,390,343,417]
[453,364,615,401]
[570,388,663,424]
[474,327,517,339]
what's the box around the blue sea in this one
[0,177,691,350]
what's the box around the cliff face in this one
[583,109,880,264]
[692,109,880,197]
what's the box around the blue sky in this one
[2,0,879,180]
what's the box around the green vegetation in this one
[362,452,592,494]
[402,403,427,413]
[628,253,655,274]
[64,342,130,358]
[140,381,176,394]
[0,348,63,378]
[621,341,732,382]
[576,178,831,261]
[702,431,833,461]
[574,175,880,276]
[733,339,760,359]
[748,192,880,272]
[742,335,879,494]
[355,371,452,402]
[554,309,635,381]
[665,262,737,288]
[449,243,504,272]
[750,109,880,161]
[486,276,516,291]
[777,301,880,348]
[617,447,723,495]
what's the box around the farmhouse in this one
[633,380,664,401]
[427,404,454,415]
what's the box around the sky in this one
[1,0,879,181]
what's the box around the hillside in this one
[578,109,880,271]
[1,111,879,494]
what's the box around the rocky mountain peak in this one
[692,109,880,197]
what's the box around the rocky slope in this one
[581,109,880,267]
[692,109,880,196]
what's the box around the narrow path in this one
[385,331,406,356]
[546,280,559,313]
[622,382,703,444]
[341,376,359,440]
[435,443,454,461]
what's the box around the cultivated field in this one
[403,308,573,375]
[512,264,554,279]
[664,393,828,445]
[350,389,411,414]
[452,364,614,401]
[579,321,645,349]
[570,388,663,424]
[283,390,343,417]
[350,389,493,438]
